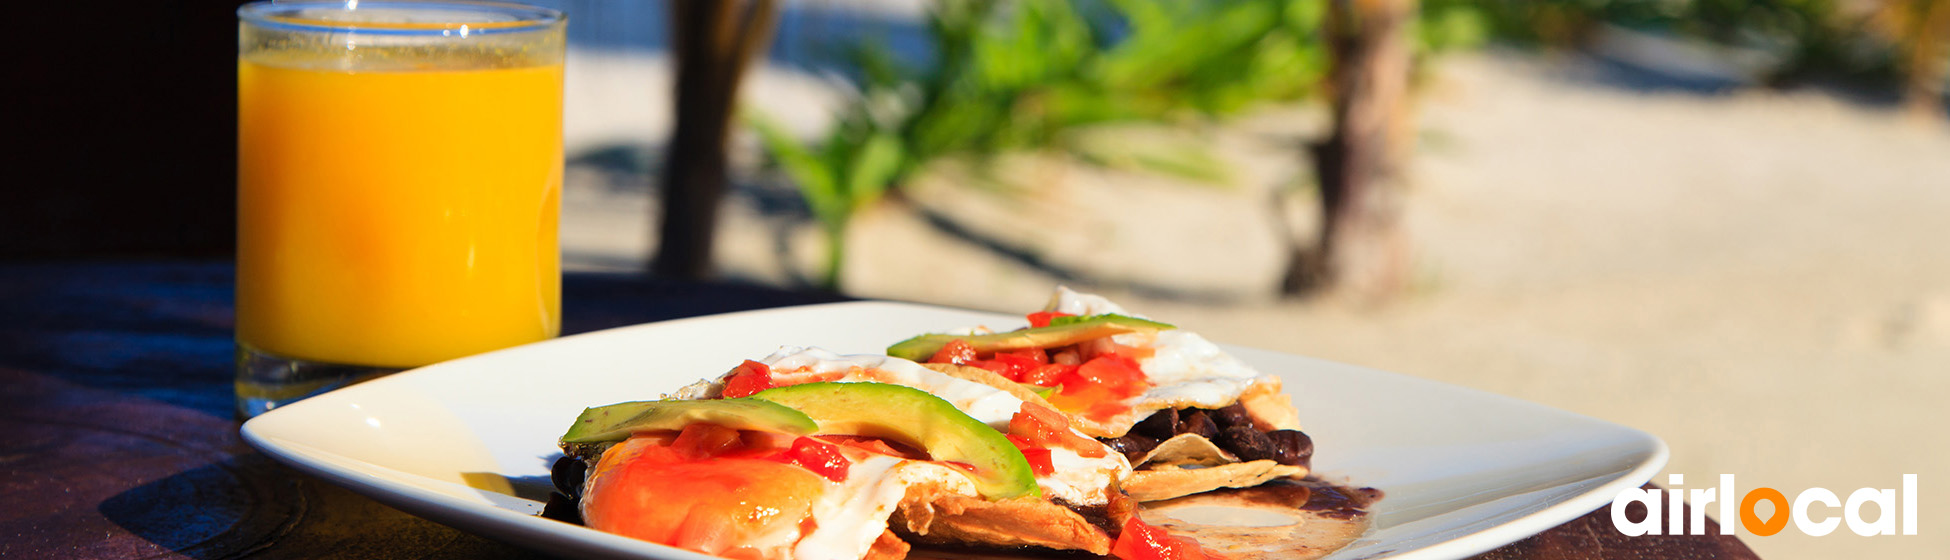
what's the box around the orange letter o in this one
[1741,487,1790,536]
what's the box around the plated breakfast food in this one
[888,287,1313,502]
[550,288,1371,560]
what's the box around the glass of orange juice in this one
[235,1,565,417]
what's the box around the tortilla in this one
[904,480,1375,560]
[1136,433,1235,467]
[1123,461,1309,503]
[891,484,1132,555]
[863,529,912,560]
[1138,480,1371,560]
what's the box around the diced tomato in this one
[971,352,1044,382]
[1111,516,1215,560]
[775,437,851,482]
[721,360,775,398]
[583,435,825,558]
[1017,401,1071,431]
[927,339,978,365]
[1020,363,1075,387]
[1009,403,1107,458]
[996,347,1049,363]
[1073,354,1148,392]
[1002,434,1056,477]
[1027,311,1074,328]
[1019,447,1054,476]
[1042,354,1152,422]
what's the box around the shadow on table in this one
[98,454,305,559]
[100,458,553,559]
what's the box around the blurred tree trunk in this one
[1903,0,1950,119]
[654,0,779,280]
[1286,0,1416,299]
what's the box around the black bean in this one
[1211,403,1253,429]
[1178,409,1219,439]
[1267,430,1314,468]
[1104,434,1159,462]
[551,455,588,499]
[1134,408,1179,440]
[1218,425,1277,462]
[540,491,583,524]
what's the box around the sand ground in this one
[559,49,1950,559]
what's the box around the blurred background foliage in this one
[749,0,1947,290]
[1440,0,1912,86]
[753,0,1353,289]
[753,0,1483,289]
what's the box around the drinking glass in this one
[235,0,566,417]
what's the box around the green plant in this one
[1435,0,1907,86]
[749,0,1401,290]
[747,113,903,290]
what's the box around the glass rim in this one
[238,0,563,36]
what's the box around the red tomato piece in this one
[1074,354,1148,394]
[997,347,1049,364]
[721,360,775,398]
[972,353,1044,382]
[1019,447,1054,477]
[1018,401,1071,430]
[1047,354,1149,423]
[1009,403,1107,458]
[1110,516,1213,560]
[928,339,978,365]
[1002,434,1056,476]
[1021,363,1075,387]
[778,437,851,482]
[1027,311,1074,328]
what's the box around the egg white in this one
[1047,287,1279,421]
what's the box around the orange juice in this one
[237,59,562,368]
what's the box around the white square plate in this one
[241,301,1667,560]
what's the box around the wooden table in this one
[0,261,1759,559]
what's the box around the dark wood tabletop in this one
[0,261,1759,559]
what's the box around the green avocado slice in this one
[886,313,1175,362]
[560,398,818,445]
[750,382,1041,500]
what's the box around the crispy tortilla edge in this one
[1123,461,1310,502]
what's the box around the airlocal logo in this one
[1612,474,1918,537]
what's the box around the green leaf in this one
[845,132,904,212]
[746,111,844,227]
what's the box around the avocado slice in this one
[560,398,818,446]
[886,313,1175,362]
[750,382,1040,500]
